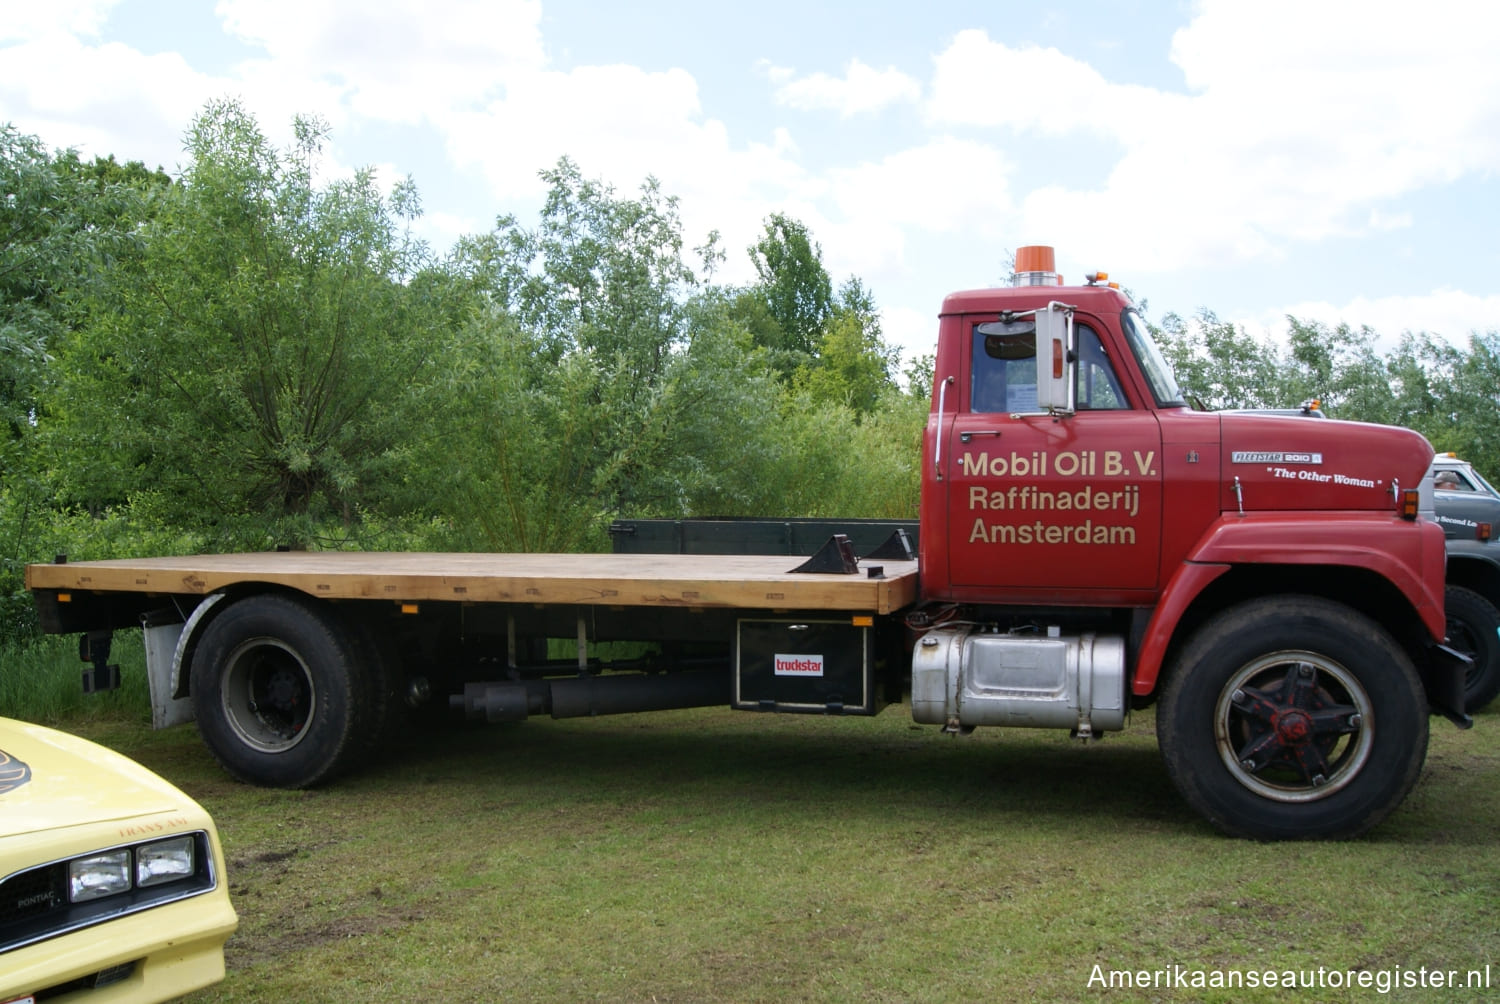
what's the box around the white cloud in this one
[827,138,1012,229]
[925,5,1500,276]
[773,58,921,117]
[436,61,832,292]
[800,138,1014,288]
[1251,289,1500,354]
[755,60,795,87]
[0,31,216,169]
[215,0,545,124]
[880,303,937,366]
[0,0,116,43]
[927,29,1172,141]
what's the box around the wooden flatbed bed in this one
[26,552,921,615]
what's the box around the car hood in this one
[0,717,193,839]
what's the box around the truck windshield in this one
[1120,309,1185,407]
[1465,466,1500,499]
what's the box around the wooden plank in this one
[26,553,921,614]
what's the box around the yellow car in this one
[0,717,237,1003]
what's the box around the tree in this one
[442,160,740,548]
[796,277,899,415]
[455,157,697,387]
[0,131,136,454]
[0,130,172,635]
[747,213,833,361]
[48,100,454,548]
[1155,309,1287,411]
[1423,331,1500,478]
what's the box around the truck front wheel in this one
[190,593,373,788]
[1158,596,1427,840]
[1444,585,1500,712]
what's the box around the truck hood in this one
[0,717,193,839]
[1220,414,1433,513]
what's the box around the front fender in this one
[1132,513,1446,696]
[1132,560,1229,696]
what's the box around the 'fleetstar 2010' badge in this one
[1231,451,1323,464]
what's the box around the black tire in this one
[1444,585,1500,712]
[1157,596,1428,840]
[190,593,375,788]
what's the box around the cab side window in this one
[1076,327,1127,410]
[971,320,1036,413]
[970,321,1127,412]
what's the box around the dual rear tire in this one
[190,593,397,788]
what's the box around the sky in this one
[4,0,1499,368]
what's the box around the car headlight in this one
[137,836,195,888]
[66,836,198,903]
[69,851,132,903]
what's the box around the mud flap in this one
[1423,642,1473,729]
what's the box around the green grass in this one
[46,692,1500,1003]
[0,632,150,725]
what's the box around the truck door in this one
[946,314,1163,591]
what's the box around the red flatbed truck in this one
[26,246,1468,840]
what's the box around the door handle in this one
[934,376,954,480]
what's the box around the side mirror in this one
[1034,301,1075,415]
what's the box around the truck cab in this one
[912,246,1460,839]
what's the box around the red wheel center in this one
[1274,708,1313,744]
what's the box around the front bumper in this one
[0,886,237,1003]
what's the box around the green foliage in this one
[13,100,1500,652]
[795,278,900,415]
[47,100,456,550]
[903,353,936,403]
[1392,330,1500,478]
[0,130,174,640]
[1155,309,1285,411]
[455,157,696,382]
[1156,309,1500,480]
[0,113,929,587]
[442,163,717,549]
[0,133,158,468]
[0,632,149,723]
[1,132,89,432]
[747,212,833,360]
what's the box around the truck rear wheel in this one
[1158,596,1427,840]
[1444,585,1500,712]
[190,593,374,788]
